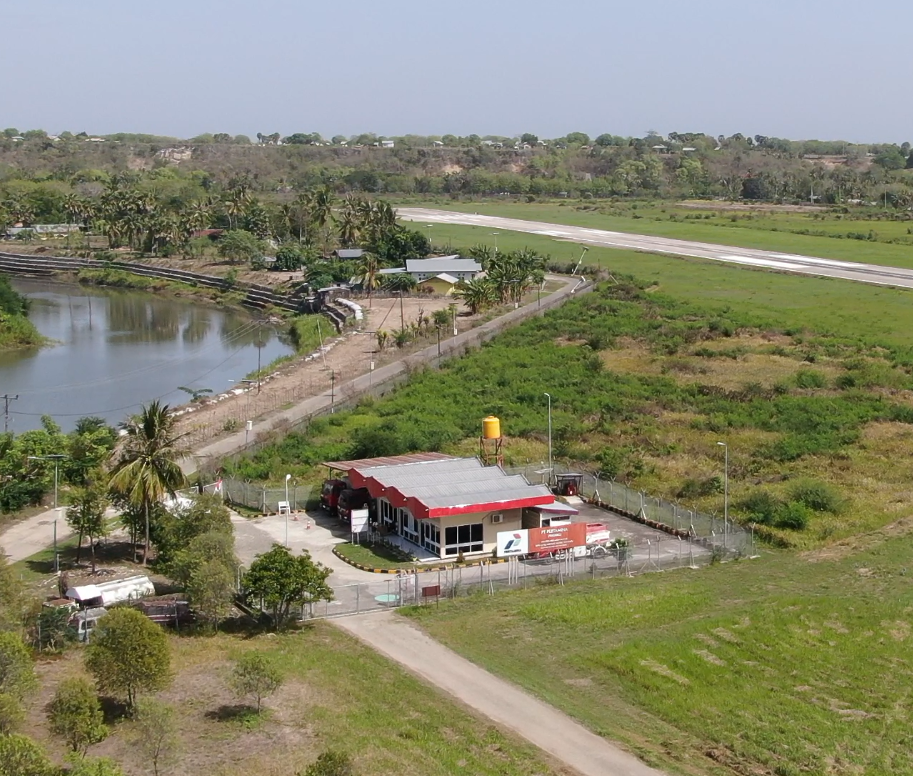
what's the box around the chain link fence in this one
[218,477,312,514]
[247,533,719,621]
[504,461,755,558]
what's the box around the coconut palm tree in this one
[355,251,381,306]
[109,401,188,566]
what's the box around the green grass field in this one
[409,200,913,269]
[406,522,913,776]
[409,217,913,352]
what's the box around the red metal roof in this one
[324,452,455,472]
[329,455,552,519]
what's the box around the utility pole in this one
[1,394,18,433]
[330,370,336,413]
[398,292,405,331]
[256,323,263,394]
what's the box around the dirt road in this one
[173,294,467,448]
[336,612,664,776]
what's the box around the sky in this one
[1,0,908,144]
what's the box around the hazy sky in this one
[1,0,907,143]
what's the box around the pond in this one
[0,278,293,432]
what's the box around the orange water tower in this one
[480,415,503,466]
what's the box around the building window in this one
[421,522,440,554]
[443,523,483,556]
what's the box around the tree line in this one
[2,129,912,222]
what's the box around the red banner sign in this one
[528,523,587,553]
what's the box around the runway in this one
[398,207,913,289]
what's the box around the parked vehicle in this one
[71,607,108,642]
[132,599,194,627]
[320,478,348,515]
[337,487,373,523]
[65,575,156,609]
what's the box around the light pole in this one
[491,232,500,252]
[425,223,433,248]
[451,304,457,337]
[285,473,292,547]
[544,393,553,486]
[29,454,66,572]
[717,441,728,528]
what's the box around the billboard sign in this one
[496,529,529,557]
[528,523,587,554]
[350,508,370,534]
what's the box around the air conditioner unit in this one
[491,513,503,524]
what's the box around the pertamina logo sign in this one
[496,530,529,556]
[528,523,586,553]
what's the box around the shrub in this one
[738,491,782,526]
[776,501,811,530]
[788,479,844,514]
[794,369,827,389]
[677,476,723,499]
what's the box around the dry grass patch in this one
[25,626,564,776]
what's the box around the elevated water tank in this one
[482,416,501,440]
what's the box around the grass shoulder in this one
[407,533,913,776]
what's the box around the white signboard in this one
[496,529,529,557]
[350,508,370,534]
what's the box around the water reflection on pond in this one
[0,278,293,432]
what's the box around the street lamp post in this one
[717,441,729,529]
[29,454,66,572]
[285,474,292,547]
[544,393,553,486]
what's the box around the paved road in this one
[0,507,73,563]
[337,611,664,776]
[399,207,913,289]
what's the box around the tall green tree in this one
[84,608,171,711]
[242,545,332,629]
[66,474,109,572]
[216,230,263,266]
[109,401,187,565]
[47,677,108,755]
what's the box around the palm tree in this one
[355,252,380,307]
[109,401,188,566]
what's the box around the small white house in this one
[405,256,483,283]
[381,140,395,149]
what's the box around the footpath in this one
[336,612,664,776]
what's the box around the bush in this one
[776,501,811,530]
[677,476,723,499]
[794,369,827,389]
[788,479,844,514]
[738,491,782,525]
